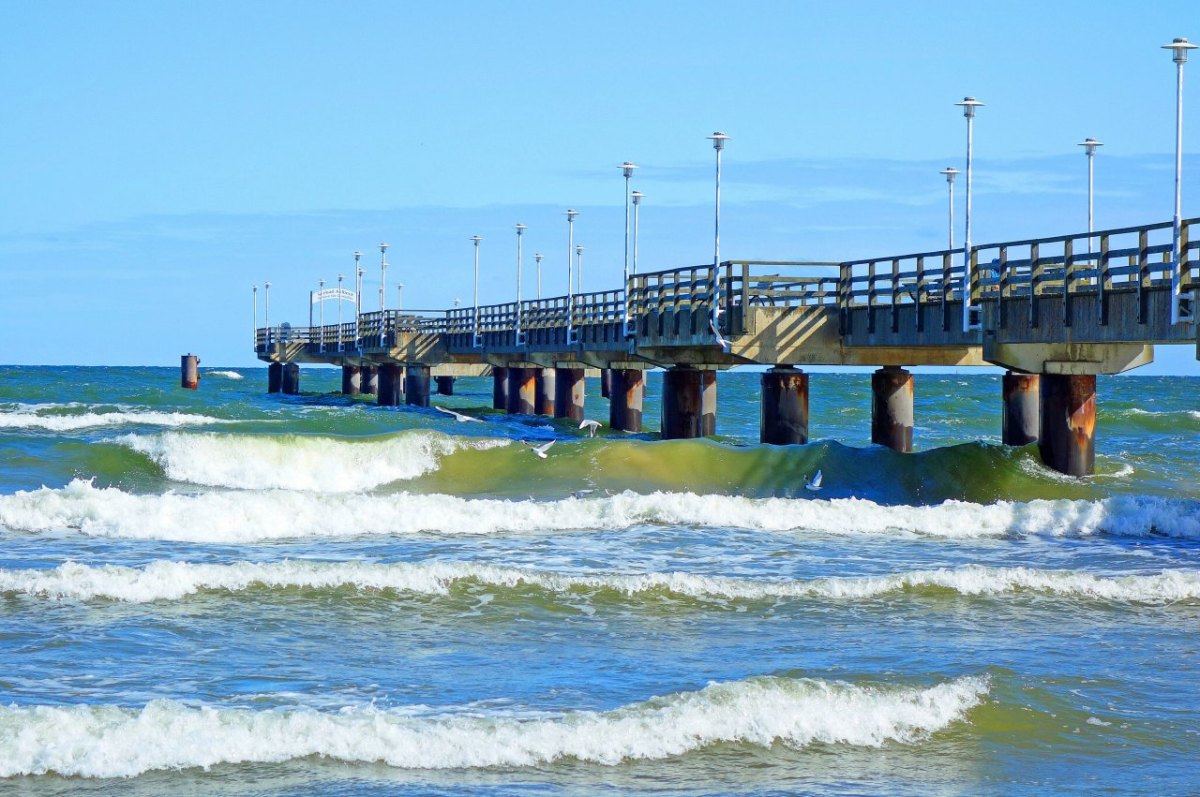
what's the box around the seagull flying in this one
[805,470,823,492]
[579,419,602,437]
[436,406,483,423]
[529,439,556,459]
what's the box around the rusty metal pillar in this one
[492,367,509,410]
[1002,371,1040,446]
[180,354,199,389]
[507,367,537,414]
[281,363,301,395]
[377,364,402,406]
[361,367,378,396]
[662,366,703,439]
[435,376,455,395]
[553,367,586,421]
[1038,374,1095,477]
[405,365,431,407]
[760,366,809,445]
[535,369,556,416]
[700,369,717,436]
[608,369,644,432]
[342,365,362,395]
[267,362,283,393]
[871,366,913,452]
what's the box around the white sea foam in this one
[3,560,1197,605]
[117,431,509,492]
[1,480,1199,542]
[0,675,988,777]
[206,370,244,380]
[0,403,230,431]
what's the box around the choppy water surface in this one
[1,365,1198,796]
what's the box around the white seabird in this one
[579,419,602,437]
[805,470,823,492]
[436,406,483,423]
[530,440,556,459]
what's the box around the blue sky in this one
[1,0,1198,373]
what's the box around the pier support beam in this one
[362,367,378,396]
[553,367,586,421]
[536,369,556,416]
[507,368,537,414]
[267,362,283,393]
[601,368,612,399]
[181,354,199,389]
[493,367,510,410]
[608,368,644,433]
[406,365,431,407]
[701,370,717,437]
[435,376,455,396]
[1038,374,1095,477]
[760,366,809,445]
[281,363,301,395]
[377,364,403,406]
[871,366,913,452]
[662,366,704,439]
[342,365,362,396]
[1002,372,1040,446]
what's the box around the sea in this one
[1,364,1198,796]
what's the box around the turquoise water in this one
[1,365,1198,795]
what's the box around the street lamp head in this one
[566,208,579,222]
[620,161,638,178]
[264,281,271,289]
[707,131,730,150]
[939,167,959,183]
[338,273,343,282]
[379,242,388,252]
[470,235,483,244]
[575,245,585,255]
[515,223,527,235]
[353,250,361,260]
[955,96,984,118]
[319,278,325,287]
[1078,137,1104,155]
[534,252,543,263]
[631,189,644,205]
[1163,37,1198,64]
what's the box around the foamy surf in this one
[0,403,231,431]
[2,480,1199,542]
[3,560,1198,605]
[117,430,510,492]
[206,370,244,380]
[0,675,988,777]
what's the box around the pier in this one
[255,217,1199,476]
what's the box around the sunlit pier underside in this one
[256,218,1200,476]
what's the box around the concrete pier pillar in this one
[701,369,717,437]
[406,365,432,407]
[493,367,510,410]
[362,367,378,396]
[507,367,537,414]
[435,376,455,396]
[1038,374,1095,477]
[871,366,913,452]
[267,362,283,393]
[281,363,301,395]
[662,366,704,439]
[1002,371,1040,446]
[181,354,199,389]
[760,366,809,445]
[608,369,645,432]
[535,369,556,416]
[601,368,612,399]
[553,367,586,421]
[342,365,362,396]
[377,364,403,406]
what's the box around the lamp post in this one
[939,167,959,249]
[337,274,344,349]
[575,245,585,293]
[1163,37,1197,323]
[397,283,404,312]
[534,252,543,299]
[620,161,638,327]
[264,281,271,329]
[1077,138,1103,257]
[707,132,730,339]
[354,250,363,345]
[252,285,258,348]
[566,209,579,342]
[470,235,483,347]
[631,190,644,274]
[379,243,389,311]
[316,278,325,348]
[955,97,984,331]
[515,223,526,342]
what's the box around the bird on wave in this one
[578,419,602,437]
[435,406,483,423]
[528,439,556,459]
[805,470,823,492]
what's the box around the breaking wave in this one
[3,560,1197,605]
[0,403,230,431]
[0,675,988,777]
[1,480,1199,542]
[206,370,244,380]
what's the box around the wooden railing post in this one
[890,257,900,334]
[915,255,925,333]
[941,252,952,332]
[1029,242,1042,329]
[838,262,852,335]
[1137,228,1150,324]
[867,261,877,335]
[1062,238,1074,328]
